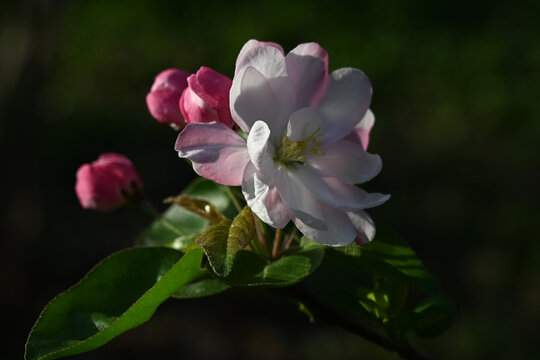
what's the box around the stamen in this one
[275,127,324,166]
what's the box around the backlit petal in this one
[175,122,249,186]
[307,139,382,184]
[318,68,372,143]
[293,202,356,246]
[286,42,328,107]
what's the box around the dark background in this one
[2,0,539,359]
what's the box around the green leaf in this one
[302,227,452,338]
[225,237,325,287]
[332,227,440,294]
[196,206,255,277]
[173,271,230,299]
[25,248,204,360]
[362,228,440,294]
[137,179,237,248]
[412,296,454,337]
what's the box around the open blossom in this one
[146,68,190,129]
[75,153,143,211]
[180,66,235,127]
[175,40,389,246]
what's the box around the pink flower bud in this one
[75,153,143,211]
[146,69,190,129]
[179,66,234,127]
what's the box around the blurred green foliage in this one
[1,0,539,359]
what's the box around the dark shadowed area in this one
[1,0,539,359]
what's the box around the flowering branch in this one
[25,39,453,360]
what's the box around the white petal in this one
[293,166,389,211]
[235,43,288,79]
[230,66,277,134]
[242,162,290,228]
[294,203,357,246]
[275,166,326,230]
[318,68,372,143]
[232,45,297,141]
[347,210,376,244]
[285,42,328,107]
[175,122,249,186]
[307,139,382,184]
[286,107,323,141]
[322,177,390,209]
[247,120,276,176]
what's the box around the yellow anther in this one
[275,127,324,166]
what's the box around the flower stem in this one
[225,186,243,213]
[282,227,297,251]
[252,214,270,258]
[139,200,185,236]
[272,228,282,259]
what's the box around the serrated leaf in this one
[302,227,451,339]
[196,206,255,277]
[25,248,204,360]
[137,179,237,248]
[333,227,440,294]
[362,228,440,294]
[225,238,325,287]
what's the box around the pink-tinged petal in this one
[286,42,329,107]
[235,41,286,77]
[175,122,249,186]
[247,121,276,176]
[230,66,277,133]
[293,202,357,246]
[146,89,186,127]
[151,68,190,92]
[179,87,219,124]
[318,68,372,143]
[345,109,375,150]
[286,107,323,141]
[242,163,291,228]
[188,67,231,106]
[292,166,389,211]
[348,210,376,244]
[275,167,326,230]
[307,139,382,184]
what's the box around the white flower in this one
[175,40,389,246]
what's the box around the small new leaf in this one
[165,195,227,224]
[196,206,255,277]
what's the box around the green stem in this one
[277,287,432,360]
[225,186,243,213]
[139,200,185,236]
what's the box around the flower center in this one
[275,128,323,166]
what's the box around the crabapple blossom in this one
[75,153,143,211]
[175,40,389,246]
